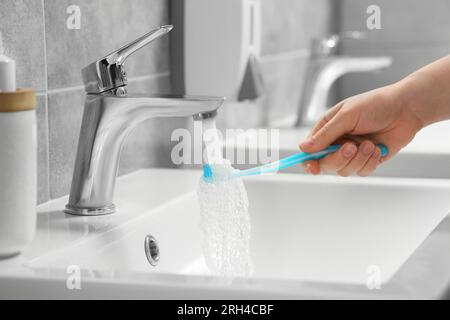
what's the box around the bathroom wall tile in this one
[215,54,309,130]
[215,100,267,131]
[340,0,450,47]
[125,73,171,95]
[0,0,46,90]
[44,0,170,90]
[47,88,85,199]
[337,46,450,100]
[261,0,335,56]
[36,95,50,204]
[259,54,308,125]
[132,117,187,170]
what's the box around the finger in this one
[357,146,382,177]
[300,110,357,153]
[368,131,404,163]
[318,142,357,172]
[301,162,309,174]
[337,140,375,177]
[306,160,320,175]
[336,135,366,145]
[308,102,345,138]
[301,161,320,175]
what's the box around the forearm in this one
[395,55,450,127]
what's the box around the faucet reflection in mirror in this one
[296,31,392,126]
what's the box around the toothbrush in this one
[203,144,389,182]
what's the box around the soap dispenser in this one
[0,32,37,259]
[172,0,264,101]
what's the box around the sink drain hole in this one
[144,235,160,266]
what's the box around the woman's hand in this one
[299,83,424,177]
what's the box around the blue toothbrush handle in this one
[237,144,388,177]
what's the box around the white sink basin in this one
[1,169,450,299]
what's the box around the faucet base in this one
[64,204,116,216]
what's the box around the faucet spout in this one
[296,56,392,126]
[65,93,224,216]
[294,32,392,127]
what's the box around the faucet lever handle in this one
[82,25,173,94]
[106,25,173,66]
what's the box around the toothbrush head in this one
[202,163,238,183]
[203,164,214,183]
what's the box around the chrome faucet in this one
[65,26,224,216]
[295,32,392,126]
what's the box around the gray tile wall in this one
[256,0,336,126]
[338,0,450,99]
[0,0,182,203]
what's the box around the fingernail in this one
[362,142,375,156]
[343,144,356,158]
[300,139,314,149]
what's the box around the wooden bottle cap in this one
[0,89,36,112]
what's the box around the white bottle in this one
[0,32,36,259]
[0,32,16,93]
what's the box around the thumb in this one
[299,111,356,153]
